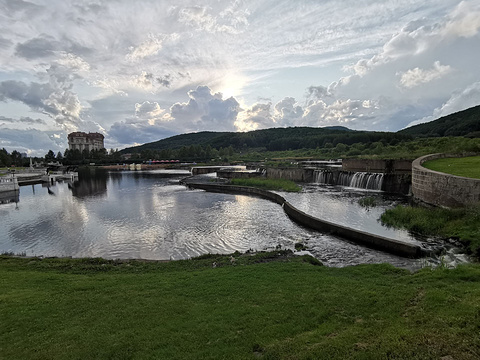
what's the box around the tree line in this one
[1,144,236,167]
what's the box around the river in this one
[0,169,467,269]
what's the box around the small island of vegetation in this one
[230,178,301,192]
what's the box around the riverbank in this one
[1,253,480,359]
[381,204,480,258]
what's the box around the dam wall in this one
[342,159,412,173]
[266,168,314,182]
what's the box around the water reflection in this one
[70,168,108,198]
[0,170,466,269]
[0,190,19,205]
[280,185,419,243]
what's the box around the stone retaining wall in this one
[266,168,314,182]
[342,159,412,173]
[412,153,480,207]
[184,182,424,258]
[216,171,262,179]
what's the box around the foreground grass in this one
[381,204,480,256]
[2,253,480,359]
[423,156,480,179]
[230,178,301,192]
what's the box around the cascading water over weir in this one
[314,170,385,190]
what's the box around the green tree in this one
[0,148,12,167]
[45,150,56,162]
[11,150,22,167]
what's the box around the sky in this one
[0,0,479,156]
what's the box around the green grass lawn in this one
[230,178,301,192]
[2,253,480,359]
[423,156,480,179]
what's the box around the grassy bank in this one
[2,253,480,359]
[230,178,301,192]
[423,155,480,179]
[381,204,480,256]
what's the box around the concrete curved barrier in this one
[412,153,480,207]
[184,182,424,258]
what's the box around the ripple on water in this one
[0,171,469,269]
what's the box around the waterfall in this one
[314,170,384,190]
[314,170,335,184]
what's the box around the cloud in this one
[0,36,12,49]
[134,101,167,124]
[15,35,92,60]
[306,85,333,101]
[55,53,91,73]
[126,34,166,61]
[174,3,249,35]
[169,85,240,131]
[319,1,480,131]
[398,61,453,88]
[1,0,480,154]
[0,116,47,125]
[443,0,480,37]
[406,81,480,128]
[273,97,304,125]
[0,66,86,131]
[234,102,273,131]
[234,96,404,132]
[0,128,67,155]
[108,120,176,147]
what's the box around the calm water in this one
[0,169,465,268]
[280,185,419,243]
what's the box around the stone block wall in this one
[266,168,314,182]
[412,153,480,207]
[342,159,412,173]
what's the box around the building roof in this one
[68,132,104,140]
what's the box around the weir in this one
[181,180,425,258]
[314,170,384,190]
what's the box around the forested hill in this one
[120,104,480,154]
[121,131,230,153]
[120,126,410,154]
[399,104,480,137]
